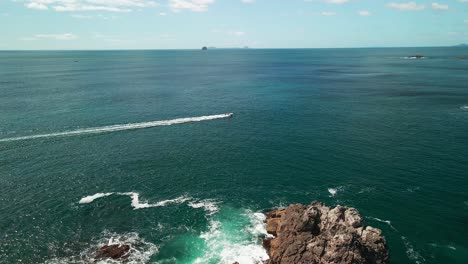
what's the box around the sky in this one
[1,0,468,50]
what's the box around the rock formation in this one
[96,244,130,260]
[263,202,389,264]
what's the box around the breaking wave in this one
[45,231,159,264]
[367,217,398,232]
[402,236,425,264]
[79,192,191,209]
[328,186,344,197]
[194,209,270,264]
[0,113,233,143]
[188,199,220,216]
[429,243,456,251]
[78,194,270,263]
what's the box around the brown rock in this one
[264,202,389,264]
[96,244,130,260]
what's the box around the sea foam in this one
[45,231,158,264]
[368,217,398,232]
[429,243,456,251]
[188,199,220,216]
[79,192,191,209]
[0,113,233,143]
[194,210,270,264]
[79,193,113,204]
[402,236,426,264]
[328,188,338,197]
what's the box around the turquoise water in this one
[0,48,467,263]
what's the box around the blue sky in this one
[1,0,468,50]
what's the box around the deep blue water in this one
[0,48,468,263]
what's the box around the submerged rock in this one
[263,202,389,264]
[96,244,130,260]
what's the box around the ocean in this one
[0,48,467,264]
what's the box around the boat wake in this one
[0,113,233,143]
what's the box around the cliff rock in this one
[263,202,389,264]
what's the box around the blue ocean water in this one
[0,48,467,263]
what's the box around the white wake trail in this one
[0,113,233,143]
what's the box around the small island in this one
[202,46,208,50]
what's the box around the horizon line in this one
[1,45,467,52]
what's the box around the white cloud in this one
[465,19,468,24]
[159,12,167,15]
[26,2,48,10]
[432,3,448,10]
[321,11,337,16]
[241,0,255,3]
[358,10,371,16]
[387,2,425,11]
[24,0,157,12]
[169,0,215,12]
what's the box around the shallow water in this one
[0,48,468,263]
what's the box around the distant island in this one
[454,44,468,47]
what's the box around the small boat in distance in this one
[226,113,234,118]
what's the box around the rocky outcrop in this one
[263,202,389,264]
[96,244,130,260]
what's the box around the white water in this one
[402,236,426,264]
[0,113,233,143]
[188,199,220,216]
[45,232,158,264]
[429,243,457,251]
[368,217,398,232]
[78,194,269,263]
[194,210,270,264]
[79,193,113,204]
[79,192,191,209]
